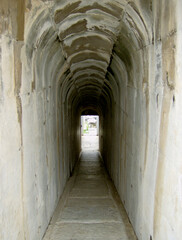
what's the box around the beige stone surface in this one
[1,1,182,240]
[43,151,137,240]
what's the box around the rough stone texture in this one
[43,151,137,240]
[1,0,182,240]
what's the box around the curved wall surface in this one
[0,1,182,240]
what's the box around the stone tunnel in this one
[1,0,182,239]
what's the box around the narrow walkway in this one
[43,151,137,240]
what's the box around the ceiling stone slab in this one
[24,0,152,115]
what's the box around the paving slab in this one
[69,181,109,198]
[49,222,136,240]
[43,151,137,240]
[73,178,108,193]
[57,197,121,223]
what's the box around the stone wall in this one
[103,1,182,240]
[0,1,80,239]
[0,1,182,240]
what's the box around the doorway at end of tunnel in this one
[81,115,99,151]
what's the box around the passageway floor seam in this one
[43,151,137,240]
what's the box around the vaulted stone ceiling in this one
[55,0,121,88]
[25,0,152,114]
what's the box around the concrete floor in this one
[43,151,137,240]
[81,136,99,151]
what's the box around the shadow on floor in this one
[43,151,137,240]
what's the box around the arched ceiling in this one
[25,0,152,115]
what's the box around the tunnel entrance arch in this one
[81,115,99,151]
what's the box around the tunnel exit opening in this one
[81,115,99,151]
